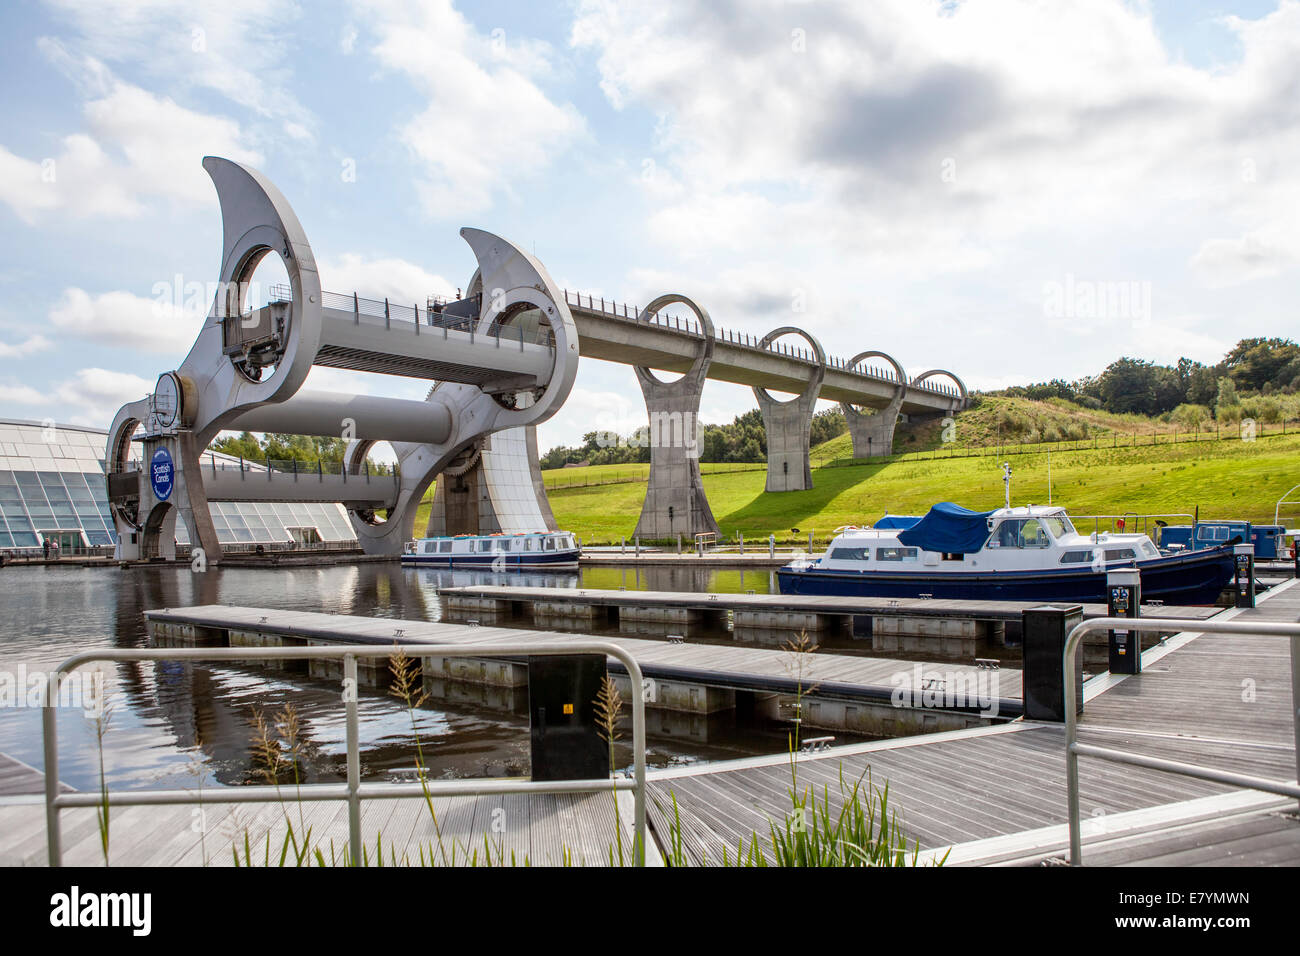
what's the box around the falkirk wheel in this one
[105,156,579,564]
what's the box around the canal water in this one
[0,562,790,794]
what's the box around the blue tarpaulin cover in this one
[874,514,922,530]
[896,502,995,554]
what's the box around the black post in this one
[528,655,607,781]
[1021,605,1084,721]
[1234,544,1256,608]
[1106,568,1142,674]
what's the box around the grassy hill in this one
[542,397,1300,544]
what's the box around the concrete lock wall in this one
[869,617,999,658]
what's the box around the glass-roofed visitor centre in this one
[0,419,357,555]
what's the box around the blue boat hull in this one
[400,549,580,571]
[777,546,1236,605]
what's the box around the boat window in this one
[876,546,918,561]
[830,547,871,560]
[989,518,1050,549]
[544,537,555,550]
[423,541,437,554]
[526,538,536,551]
[1105,548,1137,560]
[1042,516,1071,538]
[1060,550,1094,564]
[439,540,452,553]
[1197,526,1229,542]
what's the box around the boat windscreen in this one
[1042,516,1072,537]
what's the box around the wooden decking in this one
[1032,800,1300,866]
[438,584,1222,626]
[0,790,653,867]
[145,605,1025,706]
[0,752,71,798]
[646,580,1300,866]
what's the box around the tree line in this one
[999,337,1300,427]
[539,407,848,469]
[208,432,392,473]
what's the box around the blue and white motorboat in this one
[402,531,581,570]
[777,501,1236,605]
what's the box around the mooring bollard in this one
[1234,543,1255,609]
[1021,604,1084,721]
[808,530,814,553]
[768,533,775,558]
[738,532,744,555]
[1106,567,1141,675]
[635,536,641,557]
[676,533,682,554]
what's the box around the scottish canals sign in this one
[150,447,175,502]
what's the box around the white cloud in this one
[0,367,150,426]
[567,0,1300,380]
[49,288,203,354]
[0,335,53,359]
[0,56,261,222]
[42,0,315,136]
[300,365,430,403]
[0,383,49,404]
[350,0,587,216]
[340,24,358,54]
[56,367,151,408]
[318,254,458,304]
[1190,234,1299,288]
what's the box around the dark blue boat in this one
[777,504,1236,605]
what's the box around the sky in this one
[0,0,1296,456]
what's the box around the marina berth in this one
[778,502,1236,605]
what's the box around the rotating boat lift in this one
[106,157,578,563]
[106,157,967,560]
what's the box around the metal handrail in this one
[42,640,648,867]
[1063,616,1300,865]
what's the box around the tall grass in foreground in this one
[658,633,946,867]
[92,696,114,866]
[225,646,939,867]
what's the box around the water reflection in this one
[0,561,782,793]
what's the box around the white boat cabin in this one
[817,506,1162,572]
[408,531,578,557]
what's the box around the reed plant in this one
[91,695,114,866]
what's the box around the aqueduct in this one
[106,157,966,561]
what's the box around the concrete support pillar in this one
[633,294,720,540]
[426,425,557,535]
[753,327,826,492]
[840,351,907,459]
[138,431,222,564]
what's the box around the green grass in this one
[547,430,1300,543]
